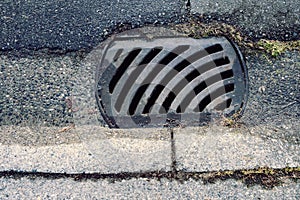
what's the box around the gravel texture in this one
[0,126,172,173]
[0,178,299,199]
[1,50,298,134]
[0,0,184,51]
[174,126,299,172]
[241,51,300,144]
[191,0,300,41]
[1,0,299,53]
[0,54,81,126]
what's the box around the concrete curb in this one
[1,125,298,173]
[174,126,299,172]
[0,126,171,173]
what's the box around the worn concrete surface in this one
[0,126,171,173]
[174,126,299,172]
[0,125,298,174]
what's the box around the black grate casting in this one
[96,32,248,128]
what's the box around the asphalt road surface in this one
[0,0,183,51]
[0,0,299,52]
[191,0,299,40]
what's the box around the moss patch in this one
[177,167,300,189]
[172,20,299,57]
[257,39,300,57]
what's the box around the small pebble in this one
[258,86,266,93]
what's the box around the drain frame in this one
[95,28,249,128]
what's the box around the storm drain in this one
[96,29,248,128]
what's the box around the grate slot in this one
[109,48,142,93]
[159,57,230,113]
[114,48,163,112]
[221,69,234,79]
[198,95,211,112]
[226,98,232,108]
[139,47,163,66]
[194,83,235,112]
[160,91,176,114]
[129,84,150,115]
[173,44,223,72]
[176,69,233,113]
[143,84,165,114]
[96,33,248,128]
[214,57,230,66]
[124,45,190,115]
[113,49,124,62]
[205,44,223,54]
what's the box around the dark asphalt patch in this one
[1,0,299,54]
[0,167,299,189]
[241,51,300,144]
[190,0,300,41]
[0,0,184,52]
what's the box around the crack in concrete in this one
[0,167,298,189]
[170,128,177,173]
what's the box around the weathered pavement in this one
[0,0,184,51]
[0,125,298,173]
[190,0,299,40]
[0,0,299,198]
[0,50,299,198]
[1,177,299,199]
[0,0,299,52]
[0,124,299,198]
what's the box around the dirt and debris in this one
[0,167,299,189]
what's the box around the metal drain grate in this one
[96,29,248,128]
